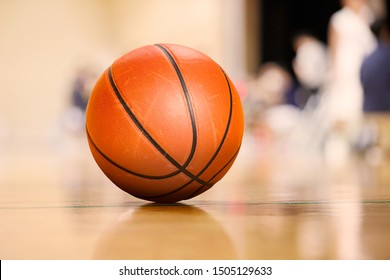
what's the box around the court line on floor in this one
[0,199,390,210]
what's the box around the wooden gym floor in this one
[0,114,390,260]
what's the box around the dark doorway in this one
[260,0,341,74]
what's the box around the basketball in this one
[85,44,244,203]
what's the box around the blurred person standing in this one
[361,5,390,112]
[322,0,377,161]
[358,1,390,159]
[327,0,377,126]
[292,32,329,109]
[62,66,96,136]
[244,62,302,155]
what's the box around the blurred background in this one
[1,0,390,185]
[0,0,248,150]
[0,0,388,154]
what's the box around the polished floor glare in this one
[0,125,390,260]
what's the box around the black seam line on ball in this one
[86,126,180,179]
[154,44,198,169]
[194,68,234,178]
[107,67,212,187]
[144,145,240,200]
[184,70,237,200]
[186,147,241,200]
[143,68,235,199]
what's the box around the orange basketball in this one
[86,44,244,203]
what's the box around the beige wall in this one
[0,0,247,146]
